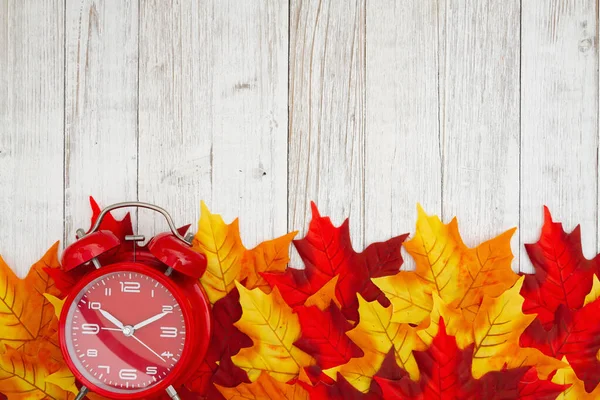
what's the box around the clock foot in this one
[74,386,89,400]
[165,385,181,400]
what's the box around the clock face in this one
[64,270,188,394]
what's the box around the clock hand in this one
[100,327,122,331]
[99,309,125,330]
[130,334,166,363]
[132,311,169,331]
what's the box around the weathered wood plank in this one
[441,1,521,270]
[364,0,441,270]
[288,0,365,266]
[521,1,598,272]
[138,0,288,246]
[64,0,139,243]
[0,0,64,275]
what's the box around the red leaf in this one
[520,206,598,328]
[521,301,600,393]
[293,304,363,369]
[299,372,377,400]
[264,202,407,319]
[89,196,134,242]
[376,318,566,399]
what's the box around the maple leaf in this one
[89,196,134,242]
[294,304,363,369]
[0,244,62,352]
[264,203,407,320]
[552,357,600,399]
[323,295,426,392]
[404,205,518,320]
[303,276,341,310]
[231,282,313,382]
[216,372,308,399]
[193,202,296,303]
[373,271,433,325]
[583,274,600,306]
[520,206,598,329]
[417,292,473,350]
[0,347,74,400]
[375,319,567,400]
[520,300,600,392]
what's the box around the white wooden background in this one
[1,0,598,277]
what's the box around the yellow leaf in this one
[0,347,73,400]
[241,231,297,293]
[471,277,537,378]
[417,292,473,349]
[0,258,45,349]
[373,271,433,325]
[404,205,517,320]
[45,365,78,395]
[324,295,426,392]
[43,294,65,320]
[193,202,246,303]
[232,282,313,382]
[584,274,600,306]
[553,357,600,399]
[304,276,340,311]
[216,372,309,399]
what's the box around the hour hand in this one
[133,311,169,331]
[99,309,125,330]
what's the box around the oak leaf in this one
[232,282,313,382]
[520,206,598,329]
[323,295,425,393]
[216,372,308,399]
[404,205,518,320]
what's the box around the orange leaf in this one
[404,205,518,320]
[303,276,340,311]
[0,347,73,400]
[240,231,297,293]
[216,372,309,399]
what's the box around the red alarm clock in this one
[58,202,211,400]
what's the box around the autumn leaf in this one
[193,202,296,303]
[323,295,425,393]
[294,304,363,369]
[303,276,341,310]
[520,299,600,392]
[520,206,599,329]
[583,275,600,306]
[264,203,407,320]
[216,372,308,399]
[373,271,433,326]
[299,372,375,400]
[0,347,73,400]
[471,277,564,380]
[375,318,567,400]
[0,243,62,351]
[417,292,473,350]
[232,282,313,382]
[552,357,600,400]
[240,231,297,293]
[404,205,518,320]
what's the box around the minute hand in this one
[132,312,169,331]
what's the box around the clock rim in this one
[59,262,197,399]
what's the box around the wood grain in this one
[364,0,441,270]
[520,0,598,273]
[64,0,139,244]
[138,0,288,247]
[0,0,64,276]
[441,1,521,270]
[288,0,365,267]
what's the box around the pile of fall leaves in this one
[1,199,600,399]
